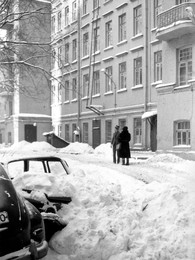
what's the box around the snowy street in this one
[0,141,195,260]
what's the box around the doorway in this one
[25,124,37,142]
[92,119,101,148]
[150,115,157,152]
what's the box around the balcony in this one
[156,3,195,41]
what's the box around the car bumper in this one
[0,240,48,260]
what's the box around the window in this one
[65,124,70,141]
[58,46,62,67]
[105,20,112,47]
[119,13,126,42]
[134,5,142,36]
[119,62,126,89]
[51,16,55,34]
[65,6,69,26]
[174,121,190,146]
[65,80,70,101]
[8,132,12,144]
[72,123,77,142]
[8,101,12,117]
[72,39,77,61]
[72,1,77,21]
[57,11,61,31]
[134,118,142,144]
[105,66,113,92]
[72,77,77,100]
[83,0,88,15]
[83,73,89,97]
[94,26,100,52]
[154,51,162,82]
[105,120,112,143]
[134,57,142,85]
[83,123,89,143]
[51,85,55,104]
[58,83,62,103]
[154,0,162,27]
[93,70,100,95]
[58,124,62,137]
[93,0,99,9]
[51,49,56,69]
[119,119,126,130]
[65,42,69,64]
[178,46,192,86]
[176,0,189,4]
[83,32,89,57]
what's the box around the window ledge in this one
[151,80,162,87]
[82,96,89,101]
[71,60,77,64]
[174,84,190,90]
[117,40,128,46]
[82,55,89,60]
[71,98,77,103]
[92,50,101,56]
[132,84,143,90]
[81,13,90,19]
[173,145,191,150]
[117,88,127,93]
[92,94,101,98]
[64,101,70,104]
[104,0,113,5]
[131,33,143,40]
[104,91,113,96]
[104,46,114,51]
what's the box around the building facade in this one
[51,0,195,151]
[156,0,195,152]
[0,0,52,145]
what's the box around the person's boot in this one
[126,158,129,165]
[117,158,120,164]
[122,159,125,165]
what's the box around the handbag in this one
[116,143,121,150]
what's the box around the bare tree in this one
[0,0,52,100]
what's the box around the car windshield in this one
[7,158,68,179]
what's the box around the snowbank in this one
[60,142,94,154]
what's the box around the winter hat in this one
[115,125,119,130]
[123,126,128,131]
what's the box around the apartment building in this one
[51,0,163,150]
[156,0,195,151]
[52,0,195,152]
[0,0,52,144]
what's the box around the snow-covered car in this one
[1,155,70,180]
[0,163,48,259]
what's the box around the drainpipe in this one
[77,0,81,141]
[144,0,149,150]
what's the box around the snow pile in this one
[4,141,195,260]
[0,140,56,153]
[147,153,184,163]
[60,142,94,154]
[94,142,112,158]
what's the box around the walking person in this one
[111,125,120,164]
[118,126,131,165]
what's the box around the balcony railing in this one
[157,3,195,29]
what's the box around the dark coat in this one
[118,128,131,158]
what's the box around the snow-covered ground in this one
[0,141,195,260]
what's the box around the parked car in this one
[0,155,72,242]
[0,163,48,259]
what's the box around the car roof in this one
[1,155,64,164]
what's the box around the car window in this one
[7,161,24,179]
[29,161,45,173]
[48,161,65,174]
